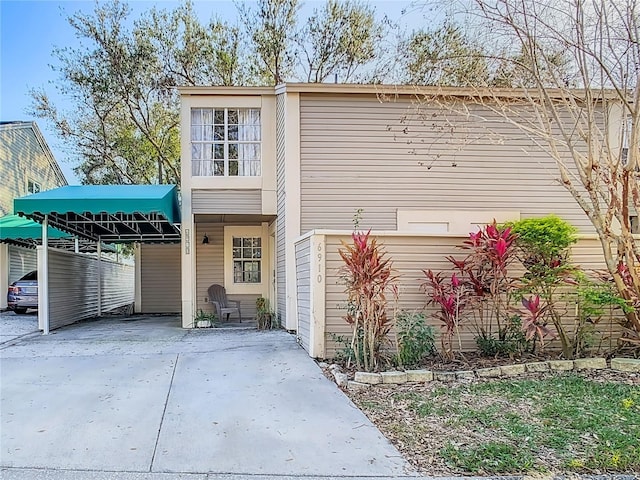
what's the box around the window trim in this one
[190,107,262,178]
[27,179,41,195]
[224,226,266,294]
[622,115,631,164]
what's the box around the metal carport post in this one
[40,215,49,335]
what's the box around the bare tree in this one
[142,1,249,87]
[412,0,640,345]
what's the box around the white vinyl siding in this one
[101,261,136,311]
[140,244,181,313]
[275,93,287,326]
[0,122,66,217]
[192,189,262,214]
[295,237,311,351]
[298,94,593,234]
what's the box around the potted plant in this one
[194,309,218,328]
[256,297,275,330]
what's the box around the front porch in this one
[181,215,277,328]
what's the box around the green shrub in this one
[329,331,365,366]
[475,315,530,357]
[508,215,583,357]
[507,214,578,267]
[395,311,436,367]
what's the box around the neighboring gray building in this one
[0,121,67,308]
[0,121,67,216]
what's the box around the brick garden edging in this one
[338,357,640,392]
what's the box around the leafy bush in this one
[576,279,634,353]
[475,315,531,357]
[578,280,633,317]
[507,214,577,268]
[509,215,584,357]
[395,311,436,367]
[329,332,362,365]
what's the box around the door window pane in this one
[231,236,262,283]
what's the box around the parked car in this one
[7,270,38,314]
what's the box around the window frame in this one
[223,226,266,294]
[232,235,262,284]
[190,107,262,177]
[27,179,41,195]
[622,116,631,164]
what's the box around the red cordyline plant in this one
[519,295,555,347]
[450,220,519,341]
[421,270,466,360]
[339,230,398,372]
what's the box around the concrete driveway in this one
[0,310,39,344]
[1,315,414,479]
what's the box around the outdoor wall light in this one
[202,234,209,245]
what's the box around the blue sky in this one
[0,0,420,184]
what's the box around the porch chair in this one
[207,284,242,323]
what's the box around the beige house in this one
[178,84,619,357]
[0,121,67,309]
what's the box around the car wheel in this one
[13,308,27,314]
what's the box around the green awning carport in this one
[0,214,118,252]
[0,214,70,244]
[12,184,181,335]
[14,184,181,243]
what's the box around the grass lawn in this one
[349,373,640,475]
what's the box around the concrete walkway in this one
[1,315,416,479]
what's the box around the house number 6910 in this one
[316,243,323,283]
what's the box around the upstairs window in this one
[191,108,261,177]
[27,179,41,194]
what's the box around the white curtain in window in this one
[238,109,261,176]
